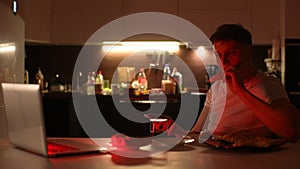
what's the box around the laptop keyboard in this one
[47,142,79,155]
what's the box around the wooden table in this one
[0,138,300,169]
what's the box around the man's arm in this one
[237,91,299,141]
[191,106,210,133]
[226,68,300,141]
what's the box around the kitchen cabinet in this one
[285,39,300,109]
[286,0,300,38]
[289,93,300,110]
[19,0,286,44]
[0,105,7,138]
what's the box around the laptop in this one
[1,83,108,157]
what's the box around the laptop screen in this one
[1,83,48,156]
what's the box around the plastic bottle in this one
[137,68,148,91]
[171,67,183,91]
[162,63,171,80]
[86,71,95,95]
[95,70,104,94]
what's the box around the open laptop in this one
[1,83,107,157]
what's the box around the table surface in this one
[0,138,300,169]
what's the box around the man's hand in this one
[224,67,246,93]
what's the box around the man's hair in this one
[210,24,252,45]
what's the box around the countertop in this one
[0,138,300,169]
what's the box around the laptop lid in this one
[2,83,108,157]
[1,83,48,156]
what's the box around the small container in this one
[111,83,120,95]
[150,118,168,135]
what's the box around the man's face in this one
[214,40,252,72]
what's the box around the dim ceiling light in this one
[102,41,184,53]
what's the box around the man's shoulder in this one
[248,71,288,102]
[249,71,281,87]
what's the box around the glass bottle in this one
[24,70,29,84]
[86,71,95,95]
[95,70,104,94]
[137,68,148,91]
[161,64,172,93]
[76,72,83,91]
[34,67,44,90]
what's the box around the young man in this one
[190,24,300,142]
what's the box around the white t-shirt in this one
[202,71,289,135]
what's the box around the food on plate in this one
[110,134,152,149]
[219,133,276,148]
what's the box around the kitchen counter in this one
[42,92,206,137]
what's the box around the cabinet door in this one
[285,42,300,93]
[285,40,300,109]
[0,105,7,138]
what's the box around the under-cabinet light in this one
[102,41,184,53]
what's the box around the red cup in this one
[150,118,168,135]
